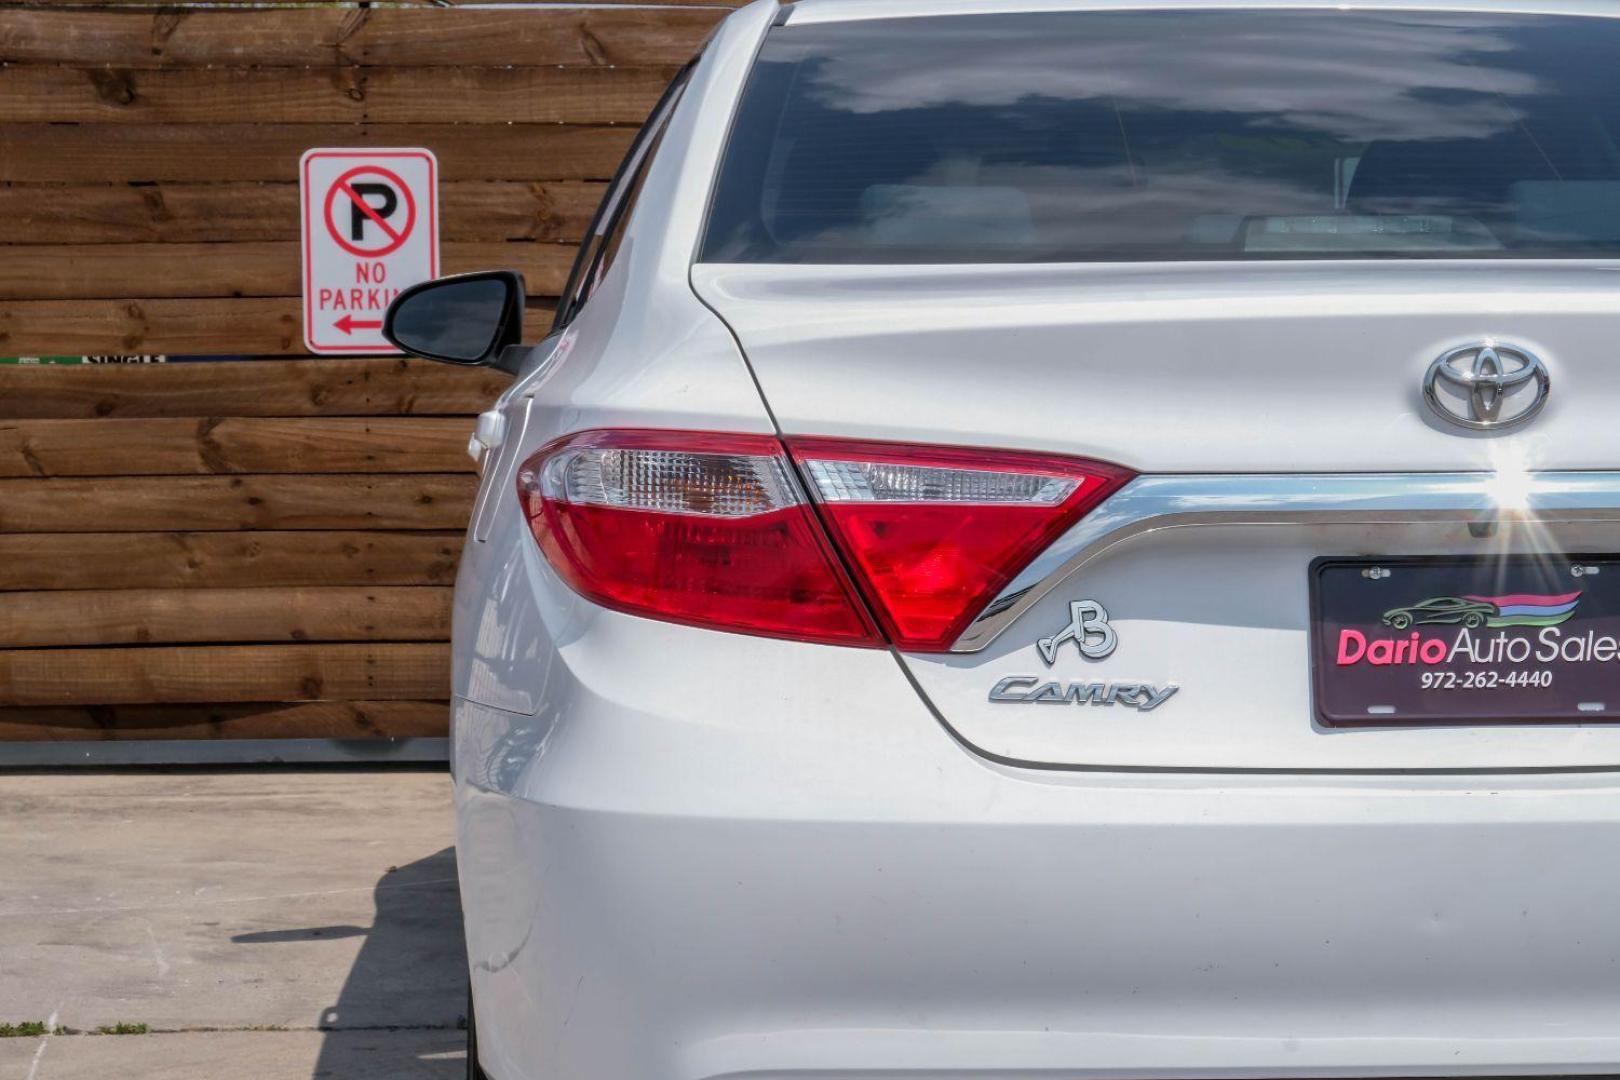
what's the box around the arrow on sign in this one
[333,315,384,336]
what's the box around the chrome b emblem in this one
[1037,600,1116,665]
[1424,342,1549,431]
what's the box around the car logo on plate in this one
[1381,591,1581,631]
[1423,341,1549,431]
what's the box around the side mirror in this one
[383,270,527,371]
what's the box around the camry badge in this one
[1423,341,1549,431]
[989,677,1179,711]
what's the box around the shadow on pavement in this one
[233,846,469,1079]
[233,927,371,944]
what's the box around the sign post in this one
[300,148,439,355]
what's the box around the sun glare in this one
[1484,444,1535,512]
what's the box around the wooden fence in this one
[0,0,739,754]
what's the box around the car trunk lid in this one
[694,260,1620,770]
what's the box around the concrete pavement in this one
[0,769,467,1078]
[0,1030,465,1079]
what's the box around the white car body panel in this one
[690,261,1620,474]
[448,0,1620,1076]
[455,531,1620,1079]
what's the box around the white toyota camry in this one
[382,2,1620,1077]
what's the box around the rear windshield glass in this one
[700,10,1620,263]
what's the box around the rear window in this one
[700,10,1620,263]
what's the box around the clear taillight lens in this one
[790,439,1132,651]
[517,430,1131,653]
[803,459,1079,506]
[539,442,798,518]
[517,431,880,646]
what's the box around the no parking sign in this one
[300,148,439,355]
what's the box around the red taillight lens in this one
[516,431,880,646]
[789,439,1133,652]
[517,430,1130,653]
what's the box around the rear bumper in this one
[453,664,1620,1080]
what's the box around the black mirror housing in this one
[383,270,526,371]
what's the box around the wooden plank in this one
[0,586,452,647]
[0,123,637,182]
[0,358,506,418]
[436,0,742,6]
[0,642,449,706]
[3,0,739,7]
[0,297,557,355]
[0,8,719,68]
[0,700,449,741]
[0,64,679,124]
[0,181,605,244]
[0,530,464,591]
[0,297,303,355]
[0,473,476,532]
[0,241,577,300]
[0,416,476,477]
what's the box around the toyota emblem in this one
[1423,342,1549,431]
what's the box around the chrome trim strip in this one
[951,471,1620,653]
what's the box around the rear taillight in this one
[516,431,880,646]
[517,431,1130,652]
[789,439,1132,651]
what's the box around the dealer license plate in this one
[1311,556,1620,726]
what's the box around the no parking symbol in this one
[301,148,438,354]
